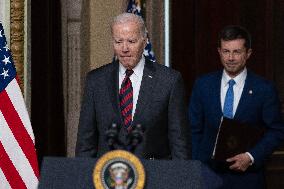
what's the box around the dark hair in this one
[218,25,251,49]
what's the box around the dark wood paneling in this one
[239,0,272,78]
[273,0,284,102]
[172,0,273,94]
[266,153,284,188]
[171,1,195,100]
[194,0,241,75]
[272,0,284,150]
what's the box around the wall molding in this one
[10,0,24,91]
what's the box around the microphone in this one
[128,124,144,152]
[105,123,120,150]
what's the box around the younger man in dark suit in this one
[76,13,189,159]
[189,25,284,188]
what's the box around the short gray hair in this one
[111,13,147,38]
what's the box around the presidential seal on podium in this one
[93,150,145,189]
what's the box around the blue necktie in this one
[223,79,236,119]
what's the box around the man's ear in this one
[143,37,147,49]
[217,47,221,55]
[246,48,252,59]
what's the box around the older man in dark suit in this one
[75,13,189,159]
[189,25,284,188]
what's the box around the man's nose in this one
[228,52,234,61]
[122,43,129,52]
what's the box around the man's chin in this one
[225,65,238,72]
[226,68,236,72]
[225,68,243,77]
[120,62,136,69]
[119,58,131,63]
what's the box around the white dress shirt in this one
[119,56,145,119]
[220,68,247,116]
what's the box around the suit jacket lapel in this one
[234,71,253,120]
[132,59,156,126]
[107,60,122,123]
[212,71,224,120]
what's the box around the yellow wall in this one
[89,0,126,70]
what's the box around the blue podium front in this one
[38,157,222,189]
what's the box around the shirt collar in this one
[119,56,145,78]
[222,67,247,87]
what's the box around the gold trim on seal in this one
[93,150,145,189]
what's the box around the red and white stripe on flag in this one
[0,79,39,189]
[0,22,39,189]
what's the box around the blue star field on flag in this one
[0,22,16,92]
[127,0,156,62]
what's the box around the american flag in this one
[0,22,39,188]
[127,0,156,62]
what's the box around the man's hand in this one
[226,153,252,172]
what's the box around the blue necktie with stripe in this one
[119,69,134,131]
[223,79,236,119]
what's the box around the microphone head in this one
[135,124,144,132]
[129,124,144,145]
[110,123,120,130]
[105,123,120,145]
